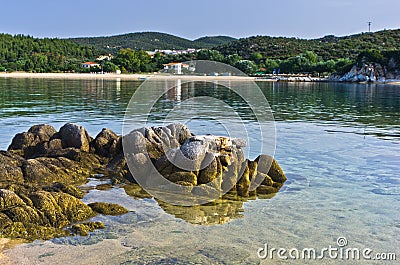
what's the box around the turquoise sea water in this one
[0,78,399,264]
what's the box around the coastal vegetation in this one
[0,30,399,76]
[0,34,98,73]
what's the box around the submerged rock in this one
[70,222,105,236]
[88,202,128,216]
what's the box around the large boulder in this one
[8,124,58,158]
[59,123,91,152]
[28,124,58,142]
[91,128,121,157]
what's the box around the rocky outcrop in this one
[1,122,287,240]
[331,63,400,83]
[122,128,286,199]
[0,189,95,240]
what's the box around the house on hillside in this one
[163,62,191,75]
[81,62,101,69]
[96,54,114,61]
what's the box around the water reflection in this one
[123,184,276,225]
[0,78,399,150]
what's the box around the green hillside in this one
[69,32,237,52]
[194,36,237,48]
[0,34,98,72]
[214,29,400,61]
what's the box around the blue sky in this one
[2,0,399,39]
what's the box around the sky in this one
[1,0,399,39]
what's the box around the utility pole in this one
[368,22,372,32]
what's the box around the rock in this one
[106,153,129,180]
[0,122,288,240]
[260,172,273,186]
[92,128,121,157]
[257,185,278,195]
[154,149,181,178]
[59,123,91,152]
[338,62,399,83]
[123,131,147,155]
[54,192,95,222]
[8,132,37,152]
[15,190,95,227]
[0,189,26,211]
[256,155,287,184]
[70,222,105,236]
[157,197,244,225]
[123,184,152,199]
[0,152,24,183]
[21,159,57,184]
[28,124,57,142]
[8,124,58,158]
[166,123,192,145]
[236,162,250,197]
[198,155,221,184]
[45,147,81,160]
[45,182,85,199]
[88,202,128,216]
[4,205,44,226]
[167,171,197,186]
[21,157,89,185]
[0,213,12,230]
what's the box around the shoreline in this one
[0,72,257,81]
[0,72,399,84]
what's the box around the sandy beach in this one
[0,238,27,265]
[1,72,399,84]
[0,72,258,81]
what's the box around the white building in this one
[163,62,190,75]
[81,62,101,68]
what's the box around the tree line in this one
[0,34,98,72]
[1,32,399,76]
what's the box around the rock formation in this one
[331,63,400,83]
[0,123,286,241]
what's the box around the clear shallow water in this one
[0,78,399,264]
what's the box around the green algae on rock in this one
[70,222,105,236]
[88,202,129,216]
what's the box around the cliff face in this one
[332,56,400,83]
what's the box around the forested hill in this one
[0,34,98,72]
[214,29,400,61]
[69,32,236,52]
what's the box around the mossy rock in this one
[256,185,278,195]
[236,162,250,197]
[0,222,68,241]
[70,222,105,236]
[88,202,128,216]
[123,184,152,199]
[0,189,26,211]
[167,171,197,186]
[198,157,222,185]
[0,212,12,230]
[45,182,85,199]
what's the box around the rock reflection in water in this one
[123,184,276,225]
